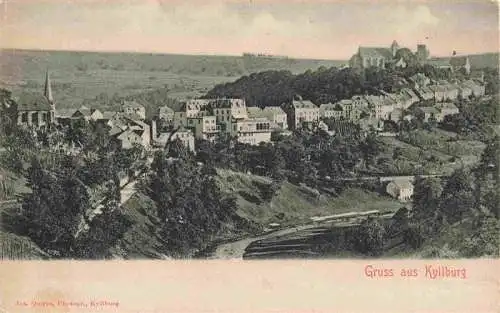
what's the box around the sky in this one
[0,0,498,60]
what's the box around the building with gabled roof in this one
[159,105,175,122]
[122,100,146,120]
[230,117,273,145]
[16,70,56,128]
[247,106,288,130]
[386,179,414,202]
[435,102,460,121]
[319,102,343,120]
[409,73,431,89]
[349,40,403,69]
[415,106,440,122]
[153,127,195,152]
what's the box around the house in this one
[230,117,272,145]
[444,83,460,101]
[189,115,220,141]
[415,107,440,122]
[388,108,403,122]
[247,106,288,130]
[363,94,396,120]
[337,99,363,121]
[351,95,369,109]
[320,99,361,121]
[450,56,471,75]
[428,85,447,102]
[409,73,431,89]
[435,102,460,121]
[153,129,195,152]
[16,71,56,128]
[111,115,151,149]
[116,129,145,149]
[415,86,435,101]
[89,108,104,121]
[319,102,343,119]
[386,179,414,202]
[211,98,248,132]
[71,106,91,119]
[285,98,320,129]
[458,82,473,99]
[183,99,211,118]
[349,40,399,69]
[158,105,175,123]
[70,106,103,121]
[173,103,211,130]
[400,88,420,107]
[462,80,486,97]
[122,101,146,120]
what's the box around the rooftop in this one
[292,99,317,109]
[16,93,52,111]
[417,106,440,114]
[388,179,413,190]
[358,47,393,59]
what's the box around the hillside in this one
[0,49,346,107]
[110,169,402,259]
[216,169,402,227]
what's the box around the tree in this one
[440,168,475,223]
[353,217,387,256]
[412,176,443,221]
[141,148,239,256]
[22,156,91,257]
[461,215,500,257]
[359,132,380,167]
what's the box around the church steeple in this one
[44,70,53,104]
[391,40,399,57]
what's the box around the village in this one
[8,41,487,204]
[0,38,497,261]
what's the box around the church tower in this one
[390,40,399,57]
[43,70,56,122]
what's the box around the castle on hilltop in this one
[349,40,429,69]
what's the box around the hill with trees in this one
[205,63,462,107]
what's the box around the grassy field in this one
[0,49,346,108]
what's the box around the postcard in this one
[0,0,498,312]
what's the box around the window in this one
[21,112,28,123]
[31,112,39,125]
